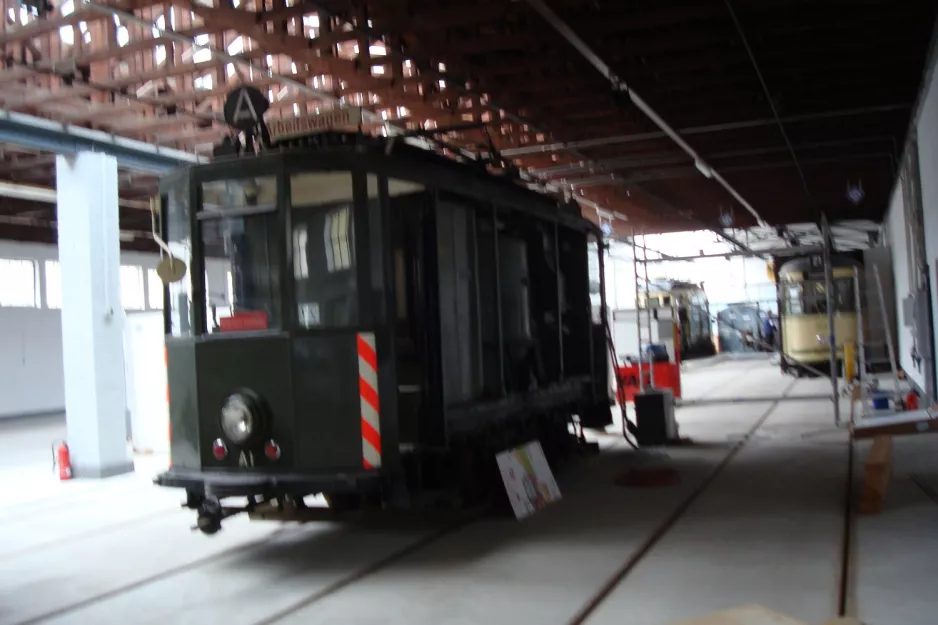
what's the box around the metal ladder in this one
[854,264,902,420]
[632,230,655,391]
[862,262,896,372]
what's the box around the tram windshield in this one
[782,278,855,315]
[199,176,281,333]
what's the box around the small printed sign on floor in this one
[668,605,807,625]
[495,440,561,520]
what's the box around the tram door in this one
[381,179,433,448]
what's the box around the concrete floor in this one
[0,356,935,625]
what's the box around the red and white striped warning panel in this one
[357,332,381,469]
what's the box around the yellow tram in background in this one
[637,279,715,360]
[777,254,862,376]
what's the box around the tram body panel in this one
[780,313,859,364]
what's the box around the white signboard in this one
[268,107,364,142]
[496,440,562,519]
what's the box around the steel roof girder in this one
[0,110,203,174]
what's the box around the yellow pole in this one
[844,342,856,381]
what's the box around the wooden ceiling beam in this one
[165,2,494,133]
[104,115,204,132]
[0,153,57,175]
[0,222,158,251]
[443,28,731,58]
[56,100,153,123]
[153,124,226,142]
[3,84,99,108]
[101,58,225,87]
[176,1,359,58]
[0,6,103,45]
[351,1,520,32]
[0,66,39,85]
[27,24,223,69]
[257,3,323,22]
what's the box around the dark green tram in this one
[153,129,612,533]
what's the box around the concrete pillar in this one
[56,152,133,478]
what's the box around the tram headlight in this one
[220,393,257,445]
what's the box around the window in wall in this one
[45,260,62,309]
[120,265,145,310]
[0,259,38,307]
[147,268,164,310]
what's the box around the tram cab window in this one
[199,176,281,333]
[290,172,357,328]
[165,183,194,337]
[783,283,804,314]
[783,279,855,315]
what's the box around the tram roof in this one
[161,131,603,235]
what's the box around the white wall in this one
[918,54,938,388]
[0,307,66,417]
[885,183,921,389]
[603,235,776,317]
[0,240,231,419]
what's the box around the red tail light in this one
[264,440,281,461]
[212,438,227,460]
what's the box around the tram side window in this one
[587,237,602,322]
[835,279,855,312]
[166,184,194,337]
[291,172,357,328]
[200,176,281,333]
[784,283,804,314]
[784,279,855,315]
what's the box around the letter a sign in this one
[223,86,270,133]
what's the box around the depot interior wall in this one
[884,184,921,390]
[603,238,776,320]
[0,240,229,419]
[918,50,938,392]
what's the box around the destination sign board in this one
[267,107,364,142]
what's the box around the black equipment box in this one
[634,389,677,446]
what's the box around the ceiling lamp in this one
[846,180,865,205]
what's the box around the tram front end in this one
[153,166,388,534]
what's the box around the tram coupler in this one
[192,497,223,535]
[191,497,245,535]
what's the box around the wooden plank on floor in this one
[858,435,893,515]
[668,604,809,625]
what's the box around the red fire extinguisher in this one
[53,441,72,480]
